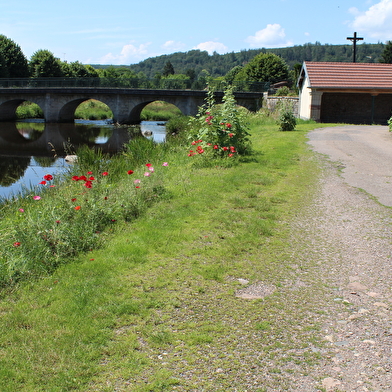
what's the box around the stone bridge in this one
[0,87,264,124]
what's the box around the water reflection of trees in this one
[0,156,30,186]
[16,121,44,141]
[34,156,57,167]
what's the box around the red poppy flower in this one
[102,171,109,176]
[43,174,53,181]
[87,171,93,175]
[72,176,79,181]
[226,123,232,128]
[13,242,21,247]
[127,170,134,175]
[145,163,152,168]
[89,176,95,181]
[213,145,219,150]
[40,180,47,185]
[84,181,93,188]
[229,133,234,137]
[79,175,87,181]
[74,206,81,210]
[135,186,140,188]
[56,220,61,224]
[71,198,77,202]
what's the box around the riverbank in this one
[0,115,340,391]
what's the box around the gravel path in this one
[290,126,392,391]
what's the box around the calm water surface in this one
[0,120,166,199]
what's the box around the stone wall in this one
[264,93,299,117]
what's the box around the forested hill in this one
[93,42,385,79]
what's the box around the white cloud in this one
[350,0,392,40]
[161,40,186,52]
[100,42,151,64]
[245,24,293,48]
[193,41,228,54]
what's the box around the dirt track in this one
[293,125,392,391]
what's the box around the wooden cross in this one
[347,32,364,62]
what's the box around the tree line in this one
[1,34,392,91]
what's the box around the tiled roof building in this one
[297,62,392,124]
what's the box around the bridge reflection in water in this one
[0,120,165,199]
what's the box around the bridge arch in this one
[58,97,113,123]
[0,99,45,122]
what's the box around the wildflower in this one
[226,123,232,128]
[148,167,154,172]
[213,145,219,150]
[72,176,80,181]
[71,198,77,202]
[102,171,108,176]
[104,196,108,200]
[228,153,234,157]
[222,147,229,151]
[56,220,61,224]
[127,170,134,175]
[162,162,168,166]
[145,163,152,168]
[134,179,141,184]
[135,186,140,189]
[89,176,95,181]
[33,195,41,200]
[19,208,24,213]
[74,206,81,210]
[230,146,236,152]
[228,133,234,137]
[43,174,53,181]
[87,171,93,175]
[79,175,87,181]
[144,172,151,177]
[39,180,47,185]
[13,242,21,247]
[84,181,93,188]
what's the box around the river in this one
[0,120,167,200]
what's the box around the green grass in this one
[0,114,337,391]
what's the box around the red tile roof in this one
[303,61,392,89]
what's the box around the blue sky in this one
[1,0,392,65]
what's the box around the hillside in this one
[93,42,386,79]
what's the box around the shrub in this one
[277,101,296,132]
[187,84,252,159]
[388,115,392,131]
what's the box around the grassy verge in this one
[0,115,335,391]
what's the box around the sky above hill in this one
[1,0,392,65]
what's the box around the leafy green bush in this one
[388,115,392,131]
[187,84,252,159]
[277,101,297,132]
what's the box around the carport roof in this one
[300,61,392,89]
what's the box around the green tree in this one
[29,49,63,77]
[234,52,289,84]
[0,35,29,77]
[61,61,98,77]
[379,41,392,63]
[163,61,175,76]
[224,65,243,84]
[0,51,7,77]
